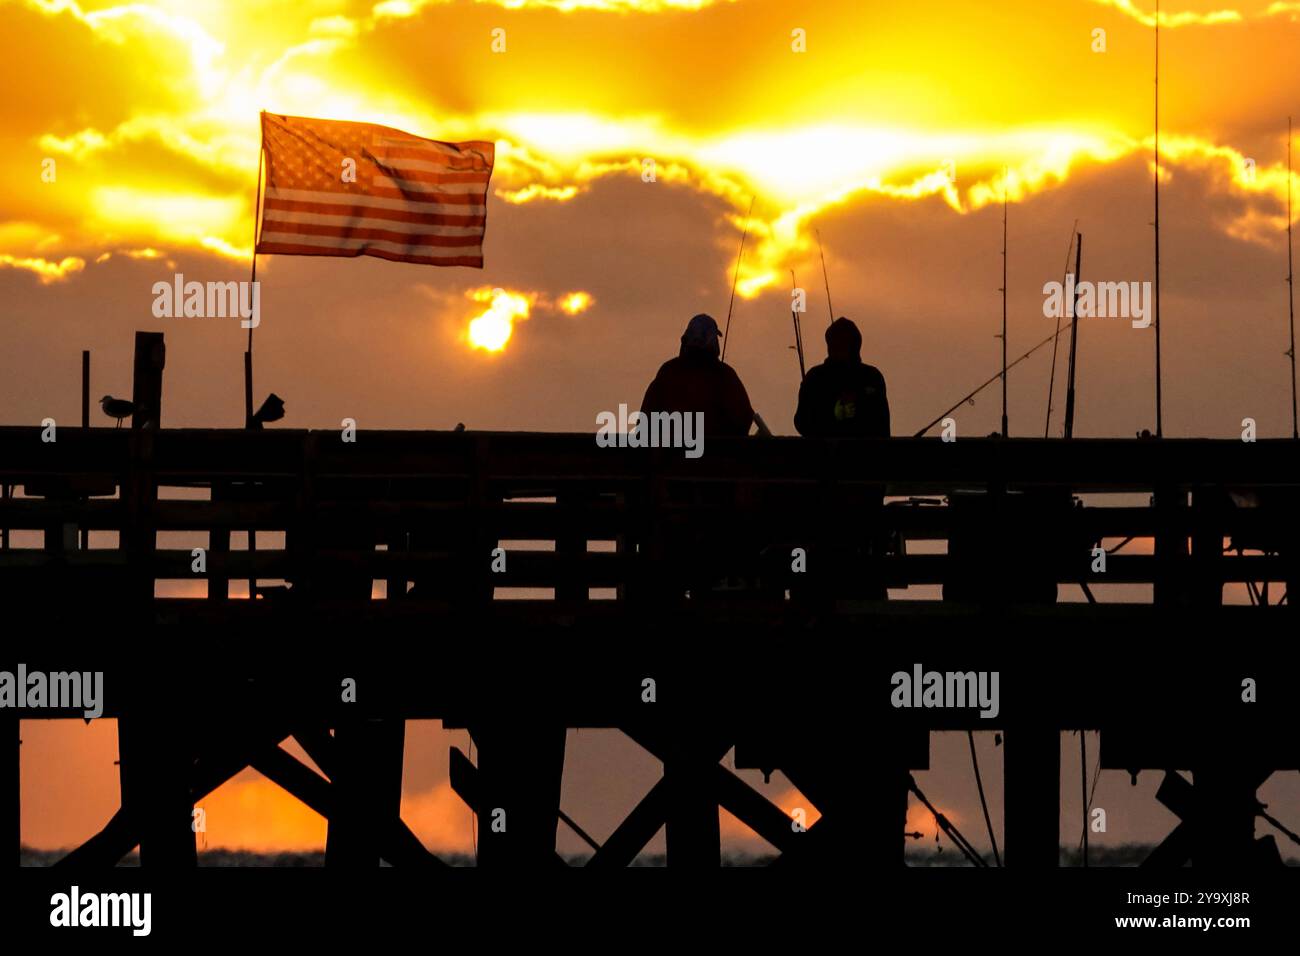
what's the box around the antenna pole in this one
[1288,115,1297,439]
[816,229,835,326]
[721,195,755,363]
[1064,234,1084,439]
[1153,0,1164,437]
[1001,175,1009,438]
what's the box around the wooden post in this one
[861,746,911,865]
[1190,488,1224,607]
[208,486,230,602]
[1153,484,1188,605]
[471,721,567,866]
[3,716,17,866]
[325,719,406,866]
[1192,757,1258,867]
[118,706,196,867]
[131,332,165,430]
[1003,726,1059,867]
[80,350,90,550]
[555,486,586,604]
[81,350,90,428]
[663,732,721,867]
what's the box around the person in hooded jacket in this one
[794,317,889,438]
[793,316,891,602]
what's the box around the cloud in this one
[1088,0,1243,26]
[0,254,85,283]
[8,0,1299,304]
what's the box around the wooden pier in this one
[1,426,1297,866]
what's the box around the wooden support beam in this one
[117,710,196,867]
[1153,484,1189,605]
[447,746,567,866]
[1191,488,1225,607]
[469,721,567,867]
[713,764,803,856]
[663,733,721,867]
[251,743,444,867]
[325,718,406,866]
[1192,760,1266,867]
[57,719,298,868]
[554,486,587,603]
[208,483,231,601]
[1003,726,1059,867]
[586,778,669,868]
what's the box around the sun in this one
[466,287,533,351]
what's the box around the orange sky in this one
[6,0,1300,856]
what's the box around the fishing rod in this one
[720,195,755,363]
[1000,174,1009,438]
[1063,233,1084,439]
[790,268,807,379]
[816,229,835,326]
[1044,221,1078,436]
[908,774,988,867]
[914,314,1089,437]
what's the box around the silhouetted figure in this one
[633,315,753,604]
[641,314,753,436]
[792,318,890,603]
[794,318,889,438]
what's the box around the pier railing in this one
[1,427,1298,609]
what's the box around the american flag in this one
[255,113,494,268]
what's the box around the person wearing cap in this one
[640,313,754,436]
[794,317,890,438]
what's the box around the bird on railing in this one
[99,395,136,428]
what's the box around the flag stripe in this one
[373,151,492,170]
[256,113,492,268]
[260,218,485,246]
[263,197,485,228]
[255,239,483,267]
[264,187,485,216]
[371,167,492,185]
[373,136,494,158]
[369,175,486,195]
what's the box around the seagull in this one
[99,395,136,428]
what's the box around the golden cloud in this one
[0,253,86,283]
[6,0,1298,306]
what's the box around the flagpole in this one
[246,114,264,427]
